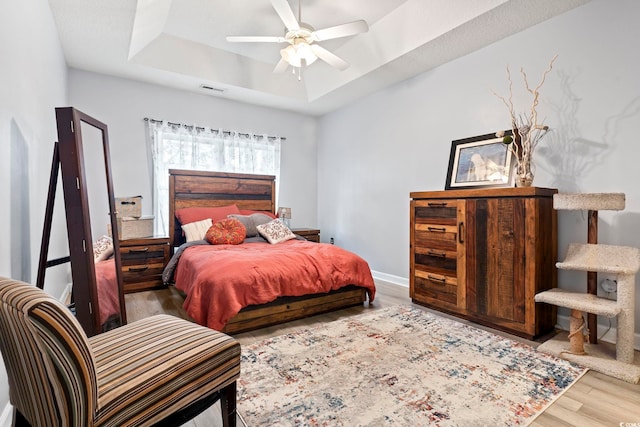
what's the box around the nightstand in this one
[291,228,320,243]
[119,236,170,293]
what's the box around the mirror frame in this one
[55,107,126,336]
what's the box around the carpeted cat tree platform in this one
[535,193,640,384]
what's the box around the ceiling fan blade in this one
[273,57,290,73]
[310,44,349,70]
[312,20,368,41]
[226,36,286,43]
[271,0,300,31]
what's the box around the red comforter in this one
[173,239,376,330]
[94,258,121,327]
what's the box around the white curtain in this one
[145,120,282,236]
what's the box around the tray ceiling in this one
[48,0,590,115]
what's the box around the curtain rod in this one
[143,117,286,141]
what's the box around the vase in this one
[515,158,534,187]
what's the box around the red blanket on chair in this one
[172,239,376,330]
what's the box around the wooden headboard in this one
[168,169,276,248]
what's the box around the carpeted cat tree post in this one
[535,193,640,384]
[567,309,586,355]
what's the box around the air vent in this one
[200,84,225,93]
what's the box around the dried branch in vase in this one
[492,55,558,186]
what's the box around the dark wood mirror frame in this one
[37,107,126,336]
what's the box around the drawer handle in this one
[427,275,446,283]
[129,247,150,253]
[427,226,446,233]
[129,266,149,272]
[458,222,464,243]
[427,250,446,258]
[427,202,447,207]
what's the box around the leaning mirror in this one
[54,107,126,336]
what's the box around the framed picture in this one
[444,131,515,190]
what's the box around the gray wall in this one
[68,70,318,231]
[0,0,68,420]
[318,0,640,336]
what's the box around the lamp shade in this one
[277,207,291,227]
[277,207,291,219]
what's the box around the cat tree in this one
[535,193,640,384]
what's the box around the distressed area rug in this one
[237,306,586,426]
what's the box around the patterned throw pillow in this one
[93,235,113,262]
[182,218,213,242]
[227,213,274,237]
[256,219,297,244]
[205,218,246,245]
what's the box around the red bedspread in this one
[173,239,376,330]
[94,258,121,327]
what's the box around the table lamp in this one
[277,207,291,228]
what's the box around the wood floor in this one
[126,281,640,427]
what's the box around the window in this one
[145,120,282,235]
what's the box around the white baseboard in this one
[0,403,11,427]
[371,270,408,287]
[59,282,72,303]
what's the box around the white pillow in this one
[93,235,113,262]
[256,219,297,244]
[182,218,213,242]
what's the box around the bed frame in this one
[168,169,368,334]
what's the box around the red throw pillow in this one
[239,209,277,219]
[205,218,246,245]
[175,205,241,225]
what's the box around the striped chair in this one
[0,277,241,427]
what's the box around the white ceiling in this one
[48,0,590,116]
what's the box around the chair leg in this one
[220,382,237,427]
[13,408,30,427]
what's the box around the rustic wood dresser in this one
[410,187,558,339]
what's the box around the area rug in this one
[237,305,586,426]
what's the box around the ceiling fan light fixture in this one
[279,45,298,67]
[295,39,317,65]
[280,38,317,68]
[227,0,368,76]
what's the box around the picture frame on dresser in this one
[445,131,515,190]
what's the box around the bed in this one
[94,258,123,331]
[165,169,376,334]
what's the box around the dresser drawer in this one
[291,228,320,243]
[413,223,459,250]
[119,238,169,293]
[121,263,166,292]
[413,271,458,307]
[414,246,457,276]
[413,200,458,225]
[120,244,168,263]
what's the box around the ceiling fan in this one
[226,0,368,76]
